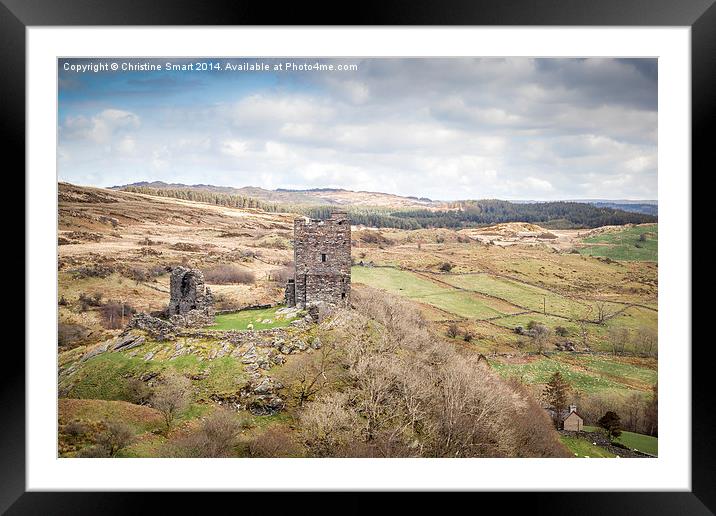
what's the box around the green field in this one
[352,266,516,319]
[579,224,658,262]
[208,306,298,331]
[584,426,658,456]
[490,357,626,394]
[440,273,587,318]
[560,435,616,458]
[563,355,657,389]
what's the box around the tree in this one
[543,373,570,427]
[644,383,658,436]
[598,410,622,439]
[595,301,613,325]
[609,327,630,356]
[578,319,590,350]
[150,371,192,430]
[530,323,550,354]
[543,372,571,428]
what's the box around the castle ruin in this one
[285,211,351,309]
[167,266,214,326]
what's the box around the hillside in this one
[57,182,657,458]
[114,182,657,230]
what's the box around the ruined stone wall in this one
[290,212,351,308]
[167,266,214,326]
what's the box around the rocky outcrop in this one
[80,332,146,362]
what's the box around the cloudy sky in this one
[58,57,657,201]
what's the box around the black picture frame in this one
[6,0,709,513]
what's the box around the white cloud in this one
[57,58,657,200]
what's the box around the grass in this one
[352,266,515,319]
[558,355,657,391]
[560,435,616,458]
[207,306,297,331]
[579,224,658,262]
[440,273,588,318]
[490,357,626,394]
[583,426,658,456]
[61,345,249,403]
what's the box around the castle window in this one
[321,253,327,262]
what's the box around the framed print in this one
[7,0,711,512]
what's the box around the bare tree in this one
[530,323,551,355]
[609,327,630,356]
[595,301,613,325]
[150,371,192,430]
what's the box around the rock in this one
[143,351,155,361]
[215,341,233,358]
[252,377,284,395]
[310,337,322,349]
[111,333,145,352]
[241,345,258,364]
[80,339,112,362]
[295,340,308,351]
[270,353,285,365]
[248,395,284,416]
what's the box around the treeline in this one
[304,201,656,229]
[391,200,656,229]
[121,186,285,213]
[122,186,656,230]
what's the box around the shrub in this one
[270,265,294,283]
[126,377,151,405]
[99,300,136,329]
[203,264,255,285]
[446,323,460,338]
[463,331,474,343]
[64,420,88,437]
[96,420,134,457]
[58,323,90,349]
[555,326,569,337]
[247,425,301,457]
[438,262,454,272]
[164,409,243,458]
[76,445,110,458]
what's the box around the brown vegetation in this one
[295,288,569,458]
[203,264,256,285]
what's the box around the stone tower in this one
[285,211,351,309]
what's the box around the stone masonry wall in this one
[290,211,351,308]
[167,266,214,326]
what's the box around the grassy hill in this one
[57,182,658,458]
